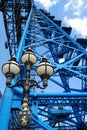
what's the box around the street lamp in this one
[2,48,53,129]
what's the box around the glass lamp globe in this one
[36,55,53,86]
[21,48,37,70]
[2,55,21,86]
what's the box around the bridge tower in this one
[0,0,87,129]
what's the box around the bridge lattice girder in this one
[0,0,87,130]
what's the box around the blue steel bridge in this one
[0,0,87,130]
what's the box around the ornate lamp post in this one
[2,48,53,129]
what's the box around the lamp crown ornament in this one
[10,55,16,61]
[42,55,47,62]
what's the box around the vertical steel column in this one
[16,7,33,61]
[0,88,13,130]
[32,98,38,116]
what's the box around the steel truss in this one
[0,0,87,129]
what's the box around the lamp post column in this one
[19,66,31,129]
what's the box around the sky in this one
[0,0,87,93]
[35,0,87,37]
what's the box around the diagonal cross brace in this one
[32,114,54,130]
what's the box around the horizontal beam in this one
[13,89,87,97]
[29,92,87,97]
[12,92,87,107]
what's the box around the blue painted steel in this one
[39,10,87,56]
[0,88,13,130]
[27,92,87,97]
[1,1,87,129]
[16,7,33,61]
[32,114,54,130]
[32,99,38,116]
[12,92,87,107]
[50,109,72,115]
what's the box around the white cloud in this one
[64,0,85,16]
[64,16,87,37]
[35,0,58,10]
